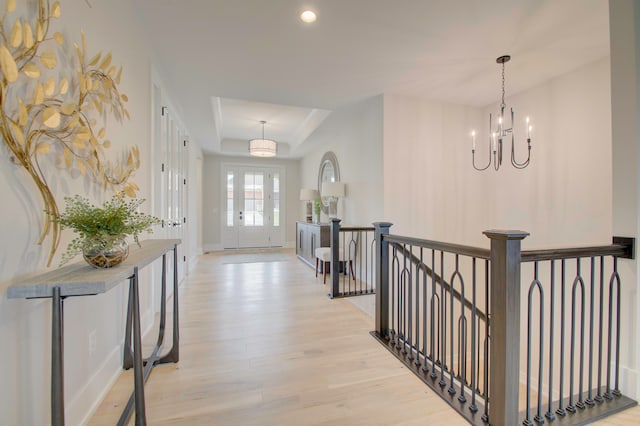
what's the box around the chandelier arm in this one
[472,112,494,171]
[511,140,531,169]
[510,109,531,168]
[472,149,492,171]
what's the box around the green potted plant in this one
[313,196,322,223]
[49,192,161,268]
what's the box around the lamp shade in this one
[249,120,277,157]
[299,188,318,201]
[249,139,277,157]
[321,181,345,198]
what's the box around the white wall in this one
[384,58,613,249]
[610,0,640,400]
[0,1,200,424]
[383,57,640,398]
[202,154,300,251]
[299,96,384,227]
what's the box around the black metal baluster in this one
[595,256,605,403]
[439,251,447,388]
[586,257,596,406]
[403,244,411,356]
[351,231,357,294]
[469,257,478,413]
[556,259,567,417]
[546,260,556,421]
[524,263,535,425]
[396,246,404,349]
[353,232,358,294]
[344,232,349,296]
[577,259,586,410]
[611,257,622,397]
[421,248,429,371]
[414,248,423,367]
[371,236,376,293]
[365,232,369,293]
[420,258,433,373]
[482,259,490,424]
[453,255,466,402]
[430,249,439,379]
[342,231,346,295]
[533,263,545,424]
[605,260,614,399]
[345,232,350,296]
[391,247,398,343]
[416,245,421,364]
[406,244,413,358]
[476,319,482,394]
[360,231,364,294]
[568,259,585,413]
[448,254,457,396]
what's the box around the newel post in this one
[374,222,393,337]
[483,229,529,426]
[330,218,341,298]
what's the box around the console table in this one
[7,239,181,426]
[296,222,330,267]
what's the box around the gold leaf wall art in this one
[0,0,140,266]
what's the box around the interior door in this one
[156,105,187,282]
[222,164,284,249]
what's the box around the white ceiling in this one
[132,0,609,157]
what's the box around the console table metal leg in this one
[131,268,146,425]
[119,245,180,424]
[158,244,179,364]
[118,269,147,426]
[122,282,134,370]
[51,286,65,426]
[155,253,167,347]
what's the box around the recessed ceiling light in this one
[300,10,317,23]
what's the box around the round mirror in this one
[317,151,340,215]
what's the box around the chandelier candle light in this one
[471,55,532,171]
[249,120,277,157]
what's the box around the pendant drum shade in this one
[249,120,277,157]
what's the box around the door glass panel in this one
[273,172,280,227]
[244,172,264,226]
[226,171,234,226]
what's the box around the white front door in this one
[222,164,285,249]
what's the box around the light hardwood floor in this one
[90,249,638,425]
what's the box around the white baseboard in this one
[620,365,638,399]
[204,243,221,253]
[203,243,295,252]
[68,306,161,425]
[67,345,122,426]
[189,256,198,272]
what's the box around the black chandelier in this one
[472,55,532,171]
